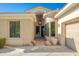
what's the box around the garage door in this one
[66,22,79,51]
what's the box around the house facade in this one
[43,3,79,52]
[0,6,55,46]
[0,4,79,53]
[55,3,79,52]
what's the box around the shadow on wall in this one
[65,38,77,52]
[56,34,63,45]
[57,34,77,52]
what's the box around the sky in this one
[0,3,66,12]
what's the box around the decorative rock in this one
[45,40,51,46]
[31,40,36,46]
[50,37,58,45]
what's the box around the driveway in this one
[0,46,78,56]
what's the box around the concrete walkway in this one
[0,46,78,56]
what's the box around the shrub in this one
[0,38,6,48]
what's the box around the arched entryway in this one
[35,12,45,38]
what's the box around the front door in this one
[36,26,44,38]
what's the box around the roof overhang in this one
[54,3,78,18]
[43,10,59,19]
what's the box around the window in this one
[10,21,20,38]
[45,23,49,36]
[51,22,55,36]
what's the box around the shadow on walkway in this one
[23,46,75,53]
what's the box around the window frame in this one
[9,21,20,38]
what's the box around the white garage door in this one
[66,22,79,51]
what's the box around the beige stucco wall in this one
[0,13,36,46]
[57,4,79,52]
[58,5,79,34]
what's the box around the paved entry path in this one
[0,46,78,56]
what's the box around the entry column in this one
[39,25,41,37]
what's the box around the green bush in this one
[0,38,6,48]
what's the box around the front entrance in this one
[36,26,44,38]
[32,12,46,46]
[35,12,45,38]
